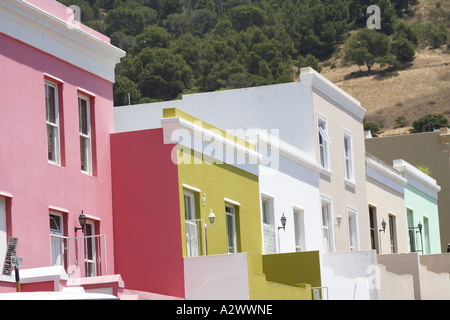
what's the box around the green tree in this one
[114,75,141,106]
[134,25,172,51]
[391,34,415,62]
[136,48,194,101]
[229,4,266,31]
[345,28,391,74]
[296,54,322,73]
[410,114,449,133]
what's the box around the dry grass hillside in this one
[319,0,450,136]
[321,49,450,136]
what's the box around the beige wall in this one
[312,89,370,252]
[366,128,450,253]
[366,156,409,254]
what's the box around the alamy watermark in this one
[367,5,381,30]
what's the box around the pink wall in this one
[0,33,115,272]
[110,129,185,298]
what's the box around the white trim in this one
[0,191,13,198]
[342,129,355,183]
[48,205,69,214]
[0,0,125,82]
[182,184,201,193]
[45,80,61,165]
[300,67,366,120]
[393,159,441,194]
[224,198,241,207]
[346,206,360,251]
[78,93,92,175]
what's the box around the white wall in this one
[259,163,322,254]
[183,253,249,300]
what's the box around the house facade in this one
[366,128,450,253]
[0,0,129,294]
[111,108,312,299]
[365,153,408,254]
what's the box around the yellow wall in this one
[177,148,263,273]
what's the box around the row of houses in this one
[0,0,449,300]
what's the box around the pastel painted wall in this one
[310,87,370,253]
[0,32,116,273]
[110,129,185,298]
[366,154,409,254]
[177,148,263,273]
[404,185,441,254]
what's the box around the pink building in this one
[0,0,127,295]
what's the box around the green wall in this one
[405,184,441,254]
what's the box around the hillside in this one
[322,49,450,135]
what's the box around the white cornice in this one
[300,67,366,120]
[161,117,263,166]
[366,153,407,186]
[0,0,125,82]
[246,127,322,173]
[393,159,441,194]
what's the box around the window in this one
[226,204,237,253]
[347,208,359,251]
[423,217,429,254]
[389,214,397,253]
[78,94,92,174]
[45,81,61,164]
[84,221,97,277]
[343,130,354,181]
[407,208,415,252]
[293,208,305,252]
[261,197,276,254]
[318,117,331,170]
[49,211,64,267]
[369,206,379,253]
[184,189,200,257]
[321,199,333,252]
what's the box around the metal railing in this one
[50,234,107,278]
[185,219,206,257]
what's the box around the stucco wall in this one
[0,32,116,271]
[365,130,450,253]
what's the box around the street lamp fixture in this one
[278,213,287,231]
[74,211,87,234]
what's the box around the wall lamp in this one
[74,211,87,234]
[278,213,287,231]
[205,209,216,230]
[335,214,342,228]
[380,219,387,233]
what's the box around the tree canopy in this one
[58,0,445,104]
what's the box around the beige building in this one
[365,128,450,253]
[365,153,409,254]
[303,68,370,252]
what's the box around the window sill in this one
[320,168,332,177]
[345,179,357,189]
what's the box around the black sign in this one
[2,237,18,276]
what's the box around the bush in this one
[410,113,449,133]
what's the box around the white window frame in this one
[0,197,7,262]
[293,206,306,252]
[320,196,334,252]
[347,207,359,251]
[225,204,237,254]
[84,220,97,277]
[317,115,331,170]
[261,195,276,254]
[342,129,355,182]
[183,189,200,257]
[49,211,64,267]
[388,213,397,253]
[45,81,61,165]
[423,215,430,254]
[78,94,92,175]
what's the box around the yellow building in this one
[162,108,312,300]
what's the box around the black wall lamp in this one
[380,219,387,233]
[74,210,87,234]
[278,213,287,231]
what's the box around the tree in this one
[113,75,141,106]
[345,28,391,74]
[136,48,194,101]
[296,54,322,73]
[391,34,415,62]
[364,118,381,135]
[410,114,449,133]
[229,4,266,31]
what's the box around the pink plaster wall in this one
[0,32,116,273]
[110,129,185,298]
